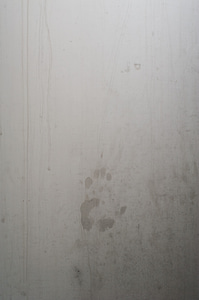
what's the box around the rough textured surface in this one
[0,1,199,299]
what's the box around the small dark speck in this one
[1,218,5,223]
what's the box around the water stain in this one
[98,217,115,232]
[120,206,127,215]
[80,198,100,231]
[85,177,93,189]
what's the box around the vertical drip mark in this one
[44,0,52,171]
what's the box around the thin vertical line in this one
[25,0,29,297]
[21,0,26,285]
[44,0,52,171]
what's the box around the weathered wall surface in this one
[0,1,199,299]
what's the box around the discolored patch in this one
[94,169,100,179]
[120,206,127,215]
[80,198,100,231]
[98,217,115,232]
[85,177,93,189]
[106,173,112,181]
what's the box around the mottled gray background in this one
[0,0,199,299]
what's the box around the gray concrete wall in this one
[0,1,199,299]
